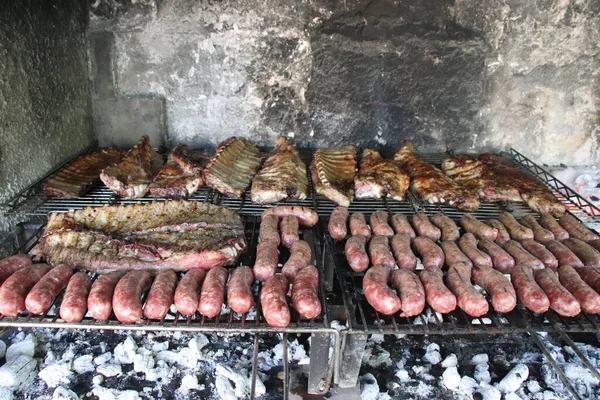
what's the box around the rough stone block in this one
[88,31,116,98]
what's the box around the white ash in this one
[474,362,491,384]
[52,386,78,400]
[38,363,73,388]
[0,341,6,359]
[441,353,458,368]
[497,364,529,393]
[72,354,94,374]
[359,373,380,400]
[442,367,461,390]
[6,334,36,361]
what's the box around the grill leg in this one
[308,333,332,394]
[337,332,368,388]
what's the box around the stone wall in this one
[89,0,599,164]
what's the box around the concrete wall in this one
[89,0,599,164]
[0,0,94,206]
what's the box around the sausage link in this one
[391,214,416,239]
[520,240,558,270]
[328,206,349,240]
[576,267,600,295]
[562,238,600,268]
[174,269,206,316]
[559,214,600,242]
[459,233,493,269]
[503,240,545,270]
[499,212,534,240]
[143,270,178,320]
[390,269,425,317]
[227,266,254,314]
[363,264,401,315]
[486,219,510,245]
[419,269,457,314]
[511,264,550,313]
[544,240,584,268]
[477,239,515,273]
[280,216,299,249]
[521,215,554,243]
[0,264,52,316]
[261,206,319,227]
[0,254,32,285]
[292,265,321,319]
[441,241,473,269]
[413,237,445,269]
[26,264,73,314]
[198,266,229,318]
[391,234,417,270]
[534,268,581,317]
[254,240,280,282]
[430,214,460,242]
[588,239,600,253]
[445,263,489,317]
[472,267,516,313]
[462,214,498,241]
[88,271,126,320]
[259,214,280,245]
[60,272,92,323]
[370,210,394,237]
[540,213,570,241]
[369,236,396,268]
[282,240,312,281]
[412,214,441,242]
[260,275,290,327]
[558,265,600,314]
[350,213,371,237]
[345,235,370,272]
[112,270,151,323]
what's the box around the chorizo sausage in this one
[391,234,417,270]
[459,233,493,269]
[441,240,473,269]
[534,268,580,317]
[472,267,516,313]
[477,239,515,273]
[0,264,52,316]
[413,237,445,269]
[260,275,290,328]
[559,214,599,242]
[0,254,32,285]
[254,240,280,282]
[88,271,126,320]
[350,213,371,237]
[26,264,73,314]
[259,214,280,245]
[370,210,394,237]
[363,264,401,315]
[540,213,569,241]
[412,214,441,242]
[462,214,498,241]
[282,240,312,281]
[445,263,489,317]
[503,240,545,270]
[419,268,457,314]
[498,212,534,240]
[390,269,425,317]
[511,264,549,313]
[292,265,321,319]
[369,235,396,268]
[558,265,600,314]
[112,270,151,323]
[486,219,510,245]
[328,206,349,240]
[174,269,206,316]
[143,270,178,320]
[391,214,416,239]
[227,266,254,314]
[430,214,460,242]
[280,215,299,248]
[261,206,318,227]
[562,238,600,268]
[345,235,370,272]
[520,239,558,270]
[544,240,584,268]
[60,272,93,323]
[521,215,554,243]
[198,266,229,318]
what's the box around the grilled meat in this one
[204,137,264,198]
[40,200,246,273]
[354,149,409,201]
[100,136,164,198]
[41,148,125,198]
[310,146,357,206]
[250,137,308,204]
[393,142,479,211]
[149,145,209,198]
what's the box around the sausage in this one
[350,213,371,237]
[369,236,396,268]
[575,267,600,295]
[328,206,349,240]
[280,215,299,248]
[441,241,473,269]
[498,212,534,240]
[534,268,581,317]
[540,213,570,241]
[521,215,554,243]
[588,239,600,253]
[227,266,254,314]
[430,214,460,242]
[559,214,600,242]
[412,214,441,241]
[458,233,493,269]
[259,214,280,245]
[477,239,515,273]
[88,271,126,320]
[391,214,416,239]
[174,269,206,316]
[25,264,73,314]
[389,269,425,317]
[261,206,319,227]
[282,240,312,281]
[558,265,600,314]
[472,267,516,313]
[391,234,417,270]
[562,238,600,268]
[544,240,584,268]
[520,240,558,270]
[461,214,498,241]
[419,269,457,314]
[198,266,229,318]
[503,240,545,270]
[445,263,489,317]
[0,254,32,285]
[292,265,321,319]
[413,237,445,269]
[0,264,52,316]
[345,235,370,272]
[143,270,178,320]
[370,210,394,237]
[254,240,279,282]
[511,264,550,313]
[60,272,92,323]
[486,219,510,245]
[363,264,401,315]
[112,270,151,323]
[260,275,290,328]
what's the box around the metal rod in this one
[250,334,259,400]
[283,333,289,400]
[554,329,600,382]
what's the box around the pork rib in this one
[310,146,357,206]
[149,145,209,198]
[354,149,410,201]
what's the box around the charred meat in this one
[310,146,357,206]
[149,144,209,198]
[354,149,410,201]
